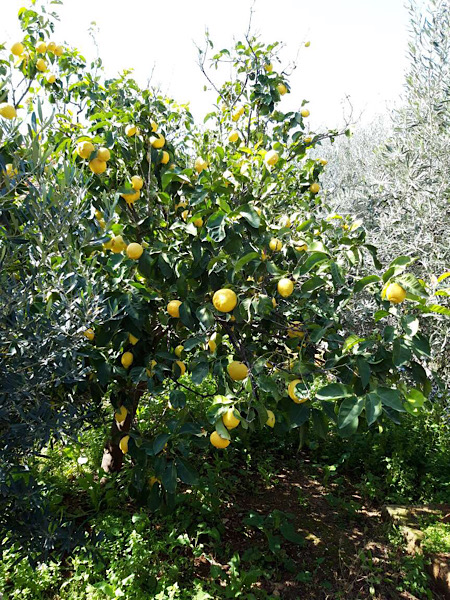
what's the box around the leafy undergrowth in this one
[1,435,446,600]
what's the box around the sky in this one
[1,0,414,130]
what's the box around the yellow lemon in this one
[278,278,294,298]
[304,137,312,145]
[210,431,230,449]
[125,124,137,137]
[4,164,16,177]
[121,352,134,369]
[53,45,64,57]
[272,297,277,308]
[121,190,140,204]
[264,149,279,166]
[173,360,186,377]
[150,133,165,148]
[36,58,47,72]
[97,147,111,162]
[131,175,144,190]
[288,379,307,403]
[295,243,308,252]
[193,217,203,228]
[310,183,320,194]
[36,42,47,53]
[279,215,291,228]
[229,131,239,143]
[232,105,245,121]
[161,150,170,164]
[129,333,139,345]
[301,109,310,118]
[175,345,184,357]
[146,359,157,377]
[77,140,94,159]
[0,103,17,120]
[208,338,217,353]
[213,289,237,313]
[277,83,287,95]
[47,42,56,53]
[89,158,107,175]
[167,300,182,318]
[264,62,273,72]
[126,243,143,260]
[111,235,126,253]
[319,159,328,166]
[83,328,95,341]
[223,408,240,429]
[305,41,311,47]
[266,410,275,428]
[119,435,130,454]
[385,283,407,304]
[269,238,282,252]
[46,73,56,84]
[115,405,128,423]
[287,322,305,339]
[11,42,24,56]
[227,361,249,381]
[150,120,158,132]
[195,156,208,173]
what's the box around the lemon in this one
[53,45,64,57]
[111,235,126,253]
[36,58,47,72]
[46,73,56,84]
[305,41,311,47]
[161,150,170,164]
[89,158,107,174]
[232,105,244,121]
[264,149,279,166]
[150,120,158,132]
[36,42,47,53]
[304,137,312,145]
[0,103,17,120]
[266,410,275,428]
[167,300,182,318]
[11,42,24,56]
[126,242,143,260]
[149,475,160,487]
[121,352,134,369]
[310,183,320,194]
[129,333,139,345]
[264,62,273,72]
[97,147,111,162]
[277,83,287,95]
[76,140,94,159]
[173,360,186,377]
[83,328,95,341]
[146,359,157,377]
[213,289,237,313]
[227,361,249,381]
[385,282,407,304]
[278,278,294,298]
[229,131,239,143]
[4,164,16,177]
[47,42,56,53]
[115,405,128,423]
[269,238,282,252]
[210,431,230,449]
[301,109,310,118]
[131,175,143,190]
[272,297,277,308]
[261,249,267,261]
[125,124,137,137]
[288,379,307,403]
[195,157,208,173]
[319,159,328,166]
[119,435,130,454]
[287,322,305,338]
[175,345,184,357]
[208,338,217,353]
[121,190,140,204]
[193,217,203,228]
[223,408,240,429]
[279,215,291,228]
[295,243,308,252]
[150,133,165,148]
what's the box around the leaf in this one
[183,336,203,351]
[153,433,170,455]
[206,211,227,242]
[365,393,382,426]
[280,521,305,545]
[393,338,412,366]
[342,335,365,353]
[389,256,415,268]
[338,396,364,429]
[169,390,186,409]
[337,416,359,438]
[406,388,426,408]
[298,252,329,276]
[196,306,214,330]
[162,461,177,494]
[239,204,260,228]
[354,275,381,293]
[179,301,197,330]
[356,356,371,389]
[374,310,389,322]
[175,458,199,485]
[410,333,431,359]
[301,276,327,293]
[287,403,310,429]
[401,315,419,338]
[364,244,382,269]
[437,272,450,282]
[377,387,405,412]
[414,303,450,317]
[129,367,147,384]
[234,251,259,272]
[191,360,209,384]
[311,408,328,439]
[316,383,354,401]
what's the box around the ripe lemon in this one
[319,159,328,166]
[272,297,277,308]
[208,338,217,353]
[121,190,140,204]
[195,157,208,173]
[121,352,134,369]
[126,242,143,260]
[227,361,249,381]
[193,217,203,228]
[111,235,126,253]
[288,379,307,403]
[301,109,310,118]
[173,360,186,377]
[150,133,165,148]
[77,140,94,159]
[97,147,111,161]
[89,158,107,174]
[146,359,157,377]
[119,435,130,454]
[385,282,407,304]
[47,41,56,53]
[269,238,282,252]
[266,410,275,428]
[264,62,273,72]
[229,131,239,143]
[129,333,139,345]
[277,83,287,95]
[304,137,312,145]
[167,300,182,318]
[264,149,279,166]
[305,41,311,47]
[0,103,17,120]
[125,124,137,137]
[287,322,305,338]
[213,288,237,313]
[295,243,308,252]
[36,42,47,53]
[46,73,56,84]
[175,345,184,357]
[131,175,143,190]
[4,164,16,177]
[232,105,244,121]
[223,408,240,429]
[83,328,95,341]
[36,58,47,72]
[210,431,230,449]
[53,45,64,57]
[115,405,128,423]
[279,215,291,228]
[11,42,24,56]
[278,278,294,298]
[150,120,158,132]
[161,150,170,164]
[310,183,320,194]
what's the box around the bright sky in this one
[1,0,413,130]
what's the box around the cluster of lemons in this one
[11,39,63,84]
[76,141,111,175]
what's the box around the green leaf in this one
[392,338,412,366]
[365,393,382,426]
[410,333,431,359]
[162,461,177,494]
[287,403,310,429]
[364,244,382,269]
[256,374,280,398]
[337,416,359,438]
[374,310,389,322]
[401,315,419,338]
[311,408,328,439]
[354,275,380,293]
[389,256,415,268]
[169,390,186,409]
[234,251,259,272]
[301,276,327,293]
[191,360,209,384]
[377,387,405,412]
[179,301,197,330]
[356,356,371,389]
[414,303,450,317]
[183,336,203,351]
[196,306,214,330]
[175,458,199,485]
[130,367,147,384]
[338,396,364,429]
[406,388,426,408]
[299,252,329,275]
[239,204,260,228]
[316,383,354,401]
[280,521,305,545]
[342,335,365,353]
[153,433,170,455]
